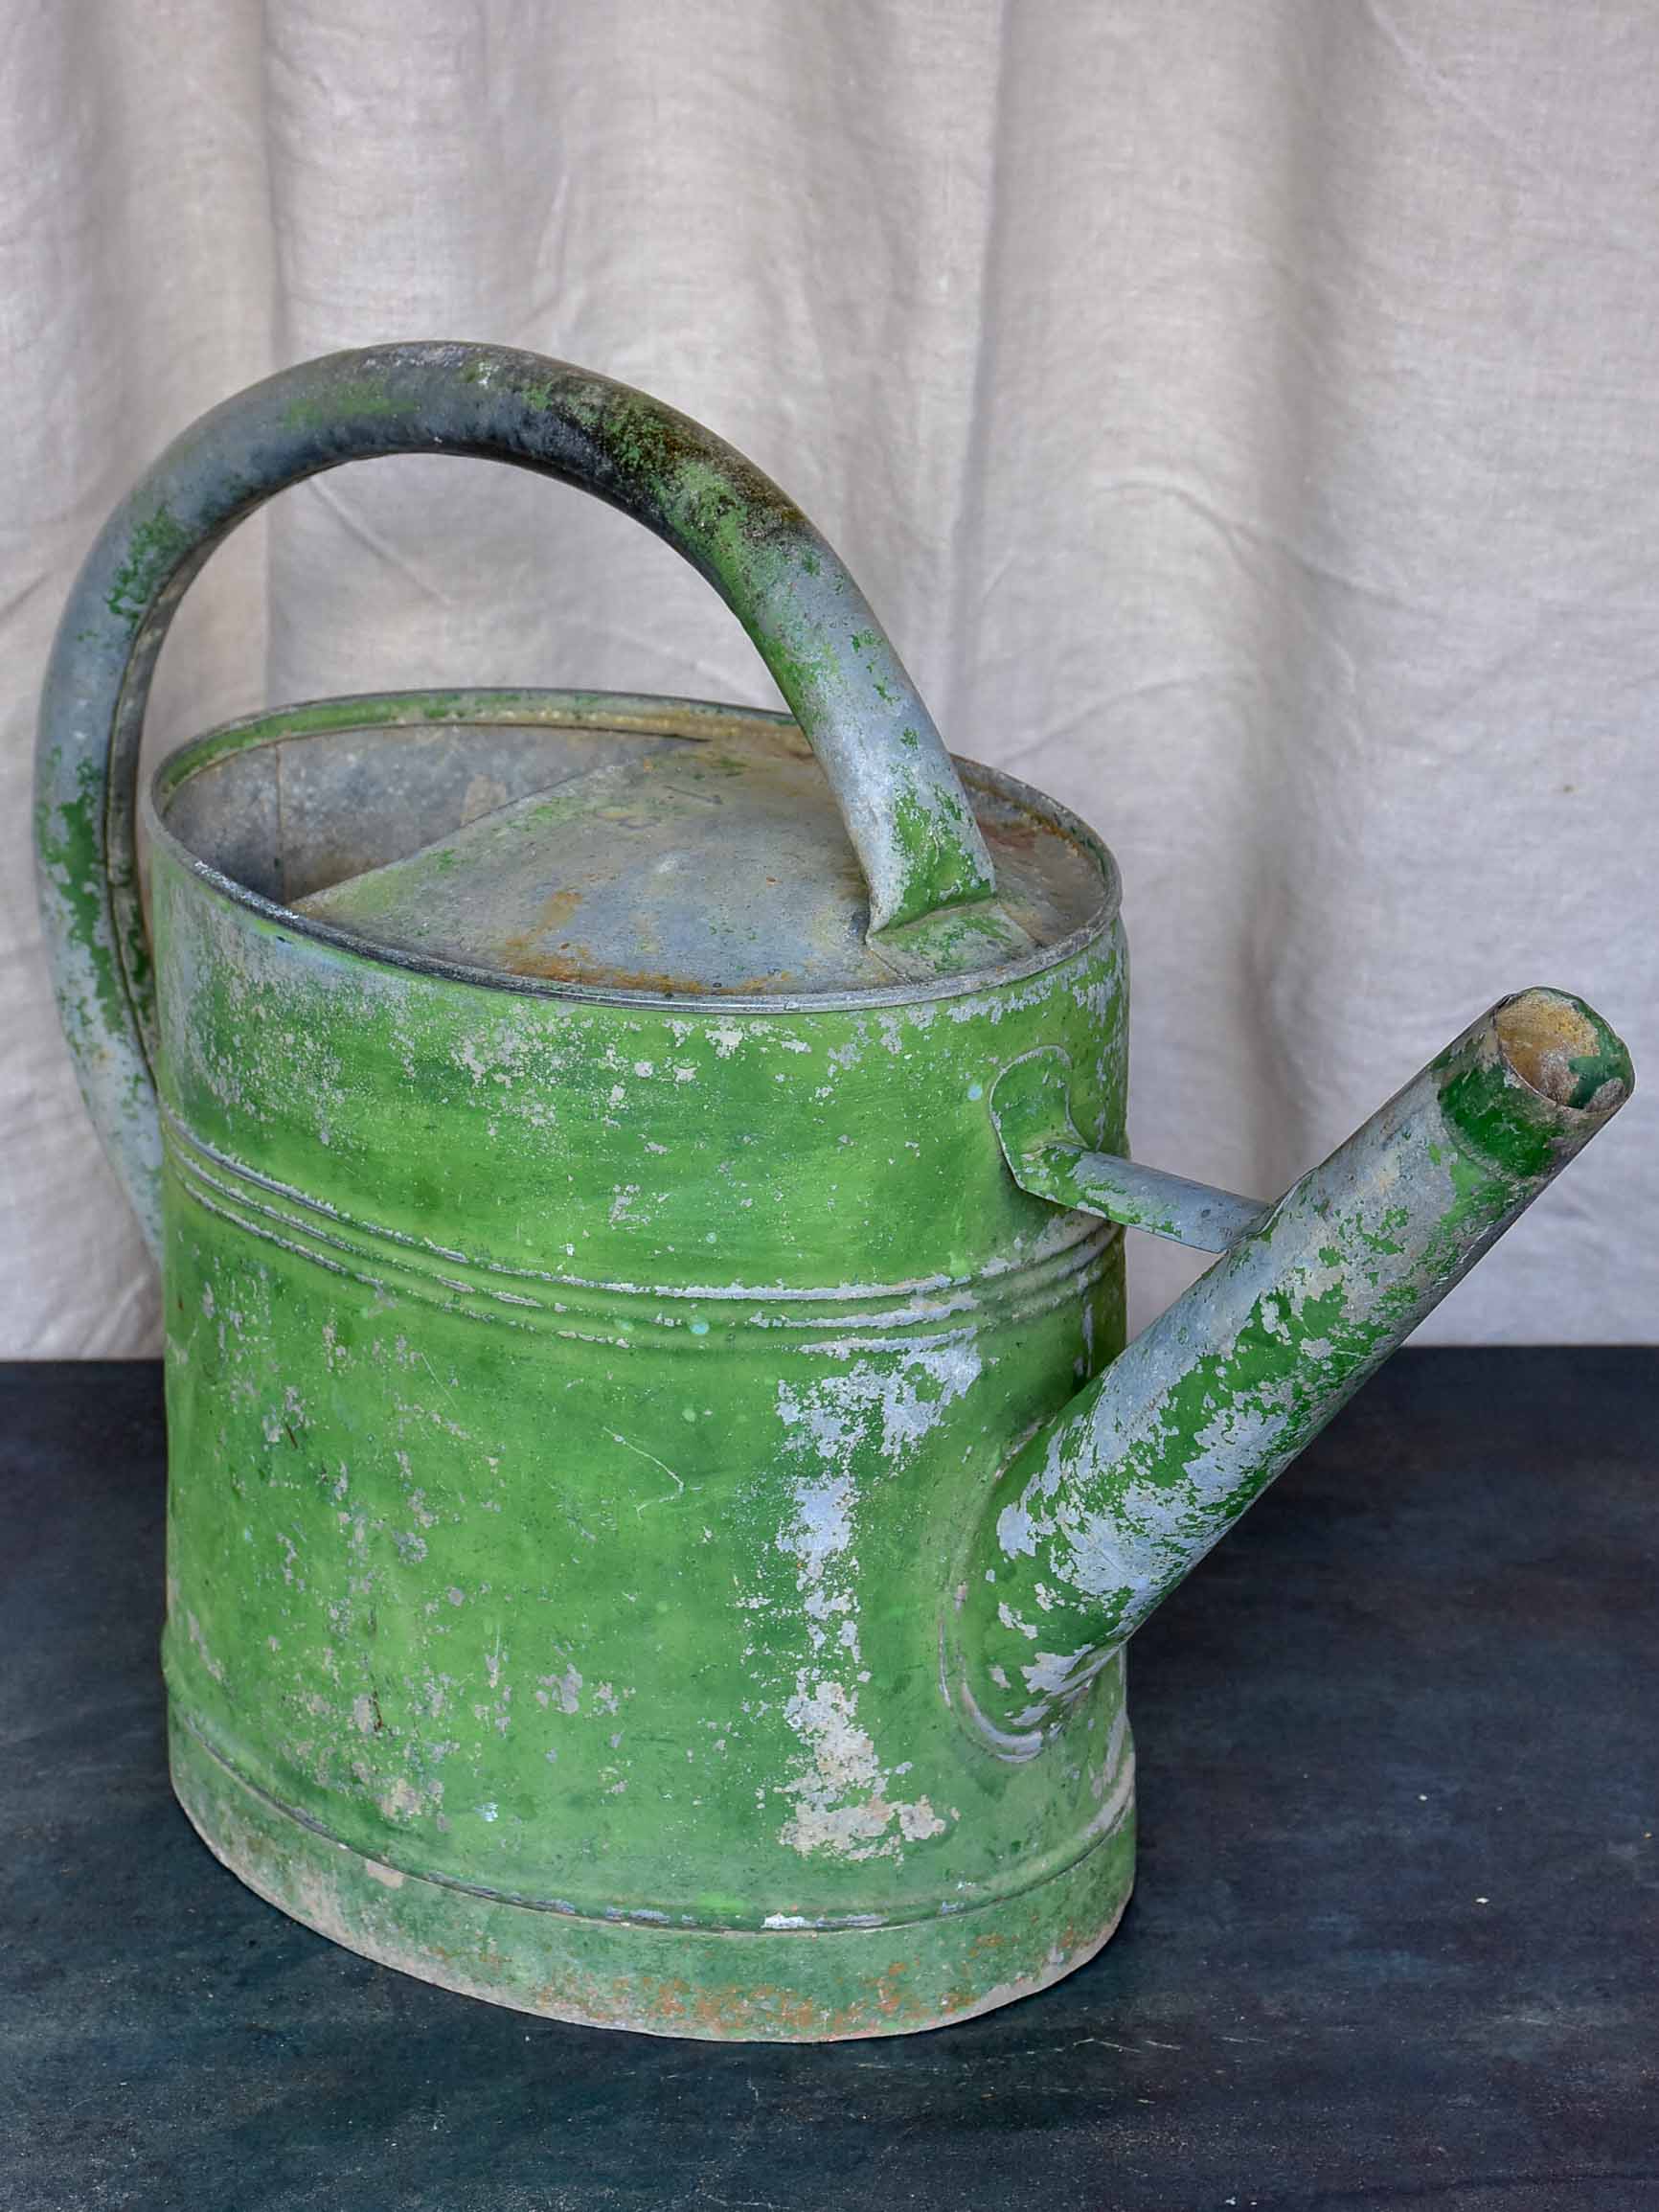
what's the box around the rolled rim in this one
[146,687,1124,1015]
[1490,988,1634,1124]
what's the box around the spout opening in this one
[1492,990,1633,1122]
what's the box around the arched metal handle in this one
[34,342,997,1255]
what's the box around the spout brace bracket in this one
[989,1051,1272,1255]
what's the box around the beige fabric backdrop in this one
[4,0,1655,1354]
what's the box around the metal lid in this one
[291,717,1110,998]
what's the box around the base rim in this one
[170,1709,1136,2042]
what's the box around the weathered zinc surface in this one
[957,991,1634,1752]
[148,694,1134,2037]
[34,343,1635,2039]
[991,1051,1271,1253]
[35,342,995,1257]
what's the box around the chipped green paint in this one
[1435,993,1630,1179]
[169,1706,1137,2040]
[142,700,1132,2037]
[885,781,989,924]
[448,358,995,931]
[989,1050,1271,1253]
[36,346,1000,1246]
[281,375,400,435]
[105,503,193,628]
[34,343,1635,2040]
[125,701,1630,2038]
[34,750,135,1046]
[955,990,1633,1752]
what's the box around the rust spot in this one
[534,887,584,932]
[489,935,800,994]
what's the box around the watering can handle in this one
[35,343,996,1255]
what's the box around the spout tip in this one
[1493,989,1634,1124]
[1436,989,1633,1180]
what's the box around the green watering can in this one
[36,345,1633,2041]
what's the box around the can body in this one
[149,700,1135,2038]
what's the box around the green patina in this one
[282,376,399,436]
[140,743,1130,2034]
[34,752,128,1040]
[52,684,1633,2036]
[1355,1203,1412,1259]
[1564,1049,1625,1109]
[989,1054,1268,1254]
[875,899,1033,977]
[976,1257,1424,1668]
[106,504,193,627]
[883,782,994,926]
[961,992,1629,1743]
[1439,1058,1560,1180]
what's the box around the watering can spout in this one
[956,988,1633,1755]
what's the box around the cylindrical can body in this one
[148,699,1135,2038]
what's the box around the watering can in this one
[36,344,1632,2041]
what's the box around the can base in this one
[170,1710,1136,2042]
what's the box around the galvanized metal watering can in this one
[36,344,1633,2041]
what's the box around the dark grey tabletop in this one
[4,1351,1656,2212]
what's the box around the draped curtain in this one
[5,0,1655,1352]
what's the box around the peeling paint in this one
[768,1346,979,1862]
[959,992,1633,1743]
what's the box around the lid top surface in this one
[159,700,1114,1001]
